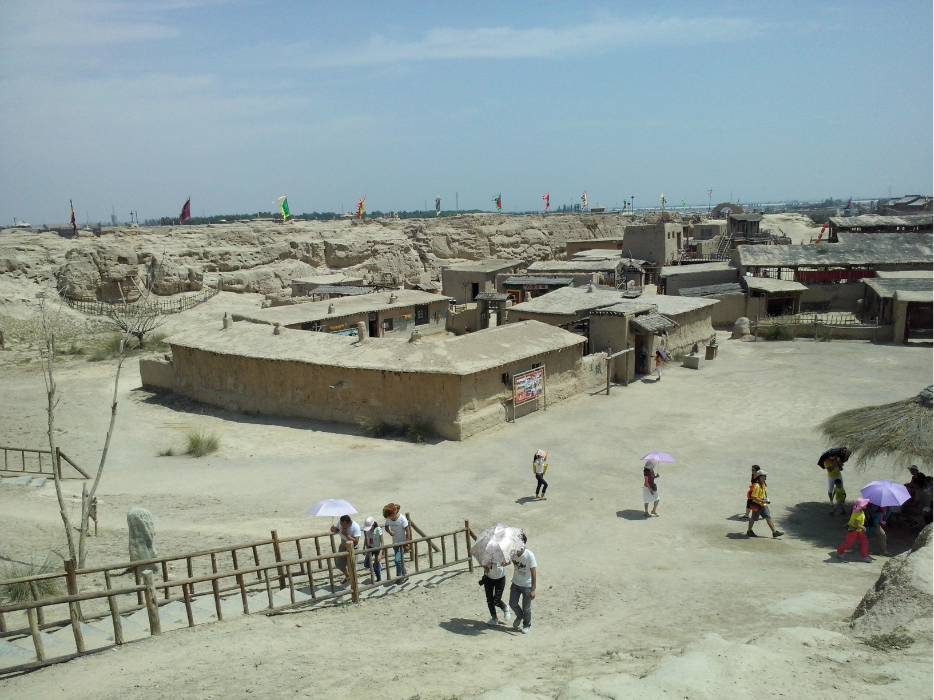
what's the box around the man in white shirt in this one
[330,514,361,585]
[383,503,409,578]
[509,532,537,635]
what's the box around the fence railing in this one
[0,519,475,675]
[59,283,219,317]
[0,446,89,479]
[755,312,876,327]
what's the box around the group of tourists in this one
[478,531,537,635]
[328,502,409,585]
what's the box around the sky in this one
[0,1,931,225]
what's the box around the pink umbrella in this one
[641,453,676,463]
[860,481,911,508]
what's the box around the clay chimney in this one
[223,312,232,329]
[273,323,281,335]
[356,321,368,342]
[328,303,335,314]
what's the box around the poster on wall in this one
[513,367,544,405]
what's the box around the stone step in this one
[190,595,243,618]
[87,615,150,642]
[50,621,114,651]
[0,637,37,669]
[124,606,186,633]
[11,630,74,659]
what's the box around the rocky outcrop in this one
[849,523,933,636]
[3,213,633,303]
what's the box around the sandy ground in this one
[0,294,931,699]
[761,213,820,244]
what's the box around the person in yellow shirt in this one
[818,447,850,502]
[746,472,784,538]
[835,498,871,561]
[829,479,847,516]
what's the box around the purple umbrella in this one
[641,453,676,463]
[860,480,911,507]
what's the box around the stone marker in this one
[223,312,232,329]
[732,317,751,339]
[127,508,157,567]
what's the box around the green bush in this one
[158,446,175,457]
[89,334,126,361]
[404,420,437,444]
[184,428,219,457]
[358,417,399,438]
[761,325,796,341]
[0,553,65,604]
[861,633,914,651]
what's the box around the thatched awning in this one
[818,387,933,470]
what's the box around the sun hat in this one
[363,516,376,532]
[852,498,870,512]
[644,459,658,469]
[756,471,768,478]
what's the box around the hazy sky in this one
[1,1,931,224]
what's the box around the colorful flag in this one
[492,193,501,212]
[660,193,666,209]
[179,197,191,223]
[435,196,441,216]
[581,191,588,208]
[844,198,853,210]
[681,198,686,211]
[816,221,828,243]
[356,196,365,219]
[272,196,290,222]
[70,200,77,235]
[542,191,550,212]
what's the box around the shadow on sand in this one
[782,501,915,557]
[134,387,445,444]
[515,497,540,505]
[439,618,513,636]
[617,510,651,520]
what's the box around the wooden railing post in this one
[142,572,162,636]
[346,542,359,604]
[27,607,45,662]
[271,530,286,589]
[465,521,473,572]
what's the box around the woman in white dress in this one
[643,459,660,516]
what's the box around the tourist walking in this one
[836,498,872,562]
[383,503,409,579]
[330,514,361,585]
[643,459,660,516]
[746,472,784,538]
[654,348,665,381]
[362,517,383,583]
[532,449,549,500]
[818,447,850,502]
[864,504,892,557]
[509,532,536,635]
[481,561,510,626]
[741,465,761,520]
[829,479,847,516]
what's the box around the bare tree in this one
[38,298,77,563]
[101,297,166,348]
[40,272,165,568]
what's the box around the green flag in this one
[280,197,290,221]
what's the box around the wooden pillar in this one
[142,572,162,636]
[346,542,359,604]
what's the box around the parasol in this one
[860,480,912,508]
[470,524,525,567]
[641,453,676,463]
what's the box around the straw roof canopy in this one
[818,387,933,471]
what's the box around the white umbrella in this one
[470,524,525,567]
[305,499,357,517]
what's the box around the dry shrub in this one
[0,553,65,603]
[185,428,220,457]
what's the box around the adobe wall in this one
[565,239,623,256]
[155,346,465,439]
[441,269,499,304]
[589,315,636,383]
[456,344,599,439]
[707,293,751,326]
[663,267,739,295]
[141,340,594,441]
[505,311,578,327]
[801,283,864,310]
[663,307,716,356]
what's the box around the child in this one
[741,465,760,520]
[362,517,383,583]
[836,498,871,562]
[829,479,847,516]
[532,449,548,500]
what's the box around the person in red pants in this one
[836,497,872,562]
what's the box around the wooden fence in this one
[59,284,219,317]
[0,447,89,479]
[755,312,875,327]
[0,519,474,675]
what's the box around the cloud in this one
[300,16,762,68]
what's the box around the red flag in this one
[542,191,550,212]
[70,200,77,235]
[179,197,191,222]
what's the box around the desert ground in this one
[0,290,931,700]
